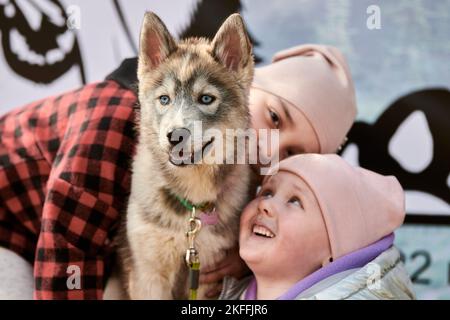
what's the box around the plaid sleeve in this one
[34,179,120,299]
[33,81,136,299]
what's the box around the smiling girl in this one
[220,154,415,300]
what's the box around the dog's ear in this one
[138,12,176,77]
[211,13,252,72]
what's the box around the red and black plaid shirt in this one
[0,60,139,299]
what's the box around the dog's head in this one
[136,12,254,172]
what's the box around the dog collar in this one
[174,195,219,226]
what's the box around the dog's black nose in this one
[167,128,191,146]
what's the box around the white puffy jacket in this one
[219,246,416,300]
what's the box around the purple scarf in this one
[244,233,395,300]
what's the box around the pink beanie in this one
[263,154,405,260]
[252,44,357,153]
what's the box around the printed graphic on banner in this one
[395,225,450,299]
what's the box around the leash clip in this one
[185,207,202,267]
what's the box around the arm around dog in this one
[33,81,137,299]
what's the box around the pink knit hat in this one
[263,154,405,260]
[252,44,357,153]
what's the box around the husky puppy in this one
[118,12,254,299]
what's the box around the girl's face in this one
[249,88,320,174]
[239,171,331,281]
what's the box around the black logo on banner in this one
[340,88,450,225]
[0,0,86,84]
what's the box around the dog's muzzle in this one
[167,128,215,166]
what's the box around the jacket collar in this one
[105,58,138,94]
[244,233,395,300]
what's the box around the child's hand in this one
[199,246,251,298]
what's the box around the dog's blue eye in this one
[199,95,215,105]
[159,95,171,105]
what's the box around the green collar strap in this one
[174,194,215,212]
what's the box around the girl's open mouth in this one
[252,223,276,238]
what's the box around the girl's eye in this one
[269,109,280,128]
[288,196,302,207]
[199,95,216,105]
[261,190,273,198]
[159,95,171,105]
